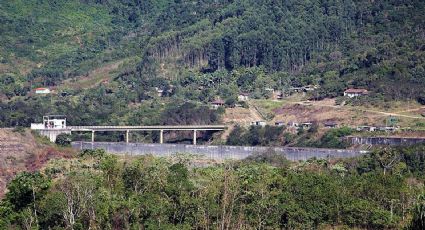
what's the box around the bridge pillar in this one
[91,130,95,142]
[160,130,164,144]
[193,130,197,145]
[126,130,129,143]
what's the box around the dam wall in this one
[71,142,367,161]
[346,136,425,146]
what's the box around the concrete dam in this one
[71,142,368,161]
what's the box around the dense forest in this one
[0,0,424,127]
[1,144,425,229]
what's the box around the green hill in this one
[0,0,424,126]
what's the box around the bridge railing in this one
[67,125,227,131]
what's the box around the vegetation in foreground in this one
[1,144,424,229]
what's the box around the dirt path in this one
[248,105,264,121]
[247,101,266,121]
[291,100,425,120]
[220,124,234,140]
[365,110,425,119]
[62,60,124,89]
[394,107,424,113]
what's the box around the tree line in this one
[1,144,425,229]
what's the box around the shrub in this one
[12,126,26,134]
[55,133,72,147]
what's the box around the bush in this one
[244,150,291,167]
[78,149,107,159]
[12,126,26,134]
[225,97,236,107]
[315,127,353,148]
[408,193,425,230]
[239,101,249,108]
[55,133,72,147]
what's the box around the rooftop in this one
[344,88,368,93]
[211,99,225,104]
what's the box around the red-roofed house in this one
[211,99,225,109]
[35,88,50,94]
[344,88,368,98]
[238,92,250,101]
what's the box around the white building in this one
[251,121,266,127]
[344,88,368,98]
[238,93,250,101]
[287,121,299,128]
[275,121,285,127]
[31,115,67,130]
[211,99,225,109]
[35,88,51,94]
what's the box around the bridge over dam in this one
[71,141,368,162]
[33,123,226,144]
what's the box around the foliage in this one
[2,145,425,229]
[0,172,51,229]
[310,127,353,148]
[55,133,72,147]
[408,193,425,230]
[226,125,285,146]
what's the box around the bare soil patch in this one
[0,129,75,198]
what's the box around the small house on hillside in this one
[356,126,377,132]
[251,121,267,127]
[344,88,368,98]
[238,92,250,101]
[156,88,164,97]
[300,122,313,129]
[304,85,318,91]
[287,121,299,128]
[211,99,225,109]
[154,86,174,97]
[35,88,50,94]
[273,90,283,100]
[377,126,399,132]
[324,121,338,129]
[275,121,285,127]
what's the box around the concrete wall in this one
[37,130,71,142]
[346,136,425,146]
[71,142,367,161]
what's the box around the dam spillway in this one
[71,142,368,161]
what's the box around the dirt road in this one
[292,100,425,120]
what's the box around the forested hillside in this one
[0,0,424,127]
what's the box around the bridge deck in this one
[68,125,227,131]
